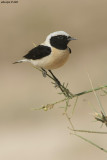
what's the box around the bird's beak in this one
[68,36,77,41]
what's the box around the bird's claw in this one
[42,69,47,77]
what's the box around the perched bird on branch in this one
[13,31,76,70]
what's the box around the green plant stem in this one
[68,128,107,134]
[65,112,75,130]
[34,67,74,98]
[70,133,107,153]
[33,67,107,153]
[34,66,107,99]
[39,85,107,108]
[74,85,107,97]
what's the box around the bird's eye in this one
[58,35,63,39]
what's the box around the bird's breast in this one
[31,47,70,70]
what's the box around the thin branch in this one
[33,85,107,111]
[34,66,107,100]
[33,67,107,153]
[74,85,107,97]
[34,67,74,98]
[64,112,75,130]
[87,73,106,116]
[68,128,107,134]
[71,96,78,116]
[70,133,107,153]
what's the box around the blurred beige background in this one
[0,0,107,159]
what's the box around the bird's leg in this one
[48,70,67,95]
[41,68,47,77]
[48,70,74,98]
[48,70,61,86]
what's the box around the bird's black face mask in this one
[50,35,70,50]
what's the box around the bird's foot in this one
[41,68,47,77]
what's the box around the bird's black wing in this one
[24,45,51,60]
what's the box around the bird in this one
[13,31,76,77]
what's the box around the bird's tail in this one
[13,59,28,64]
